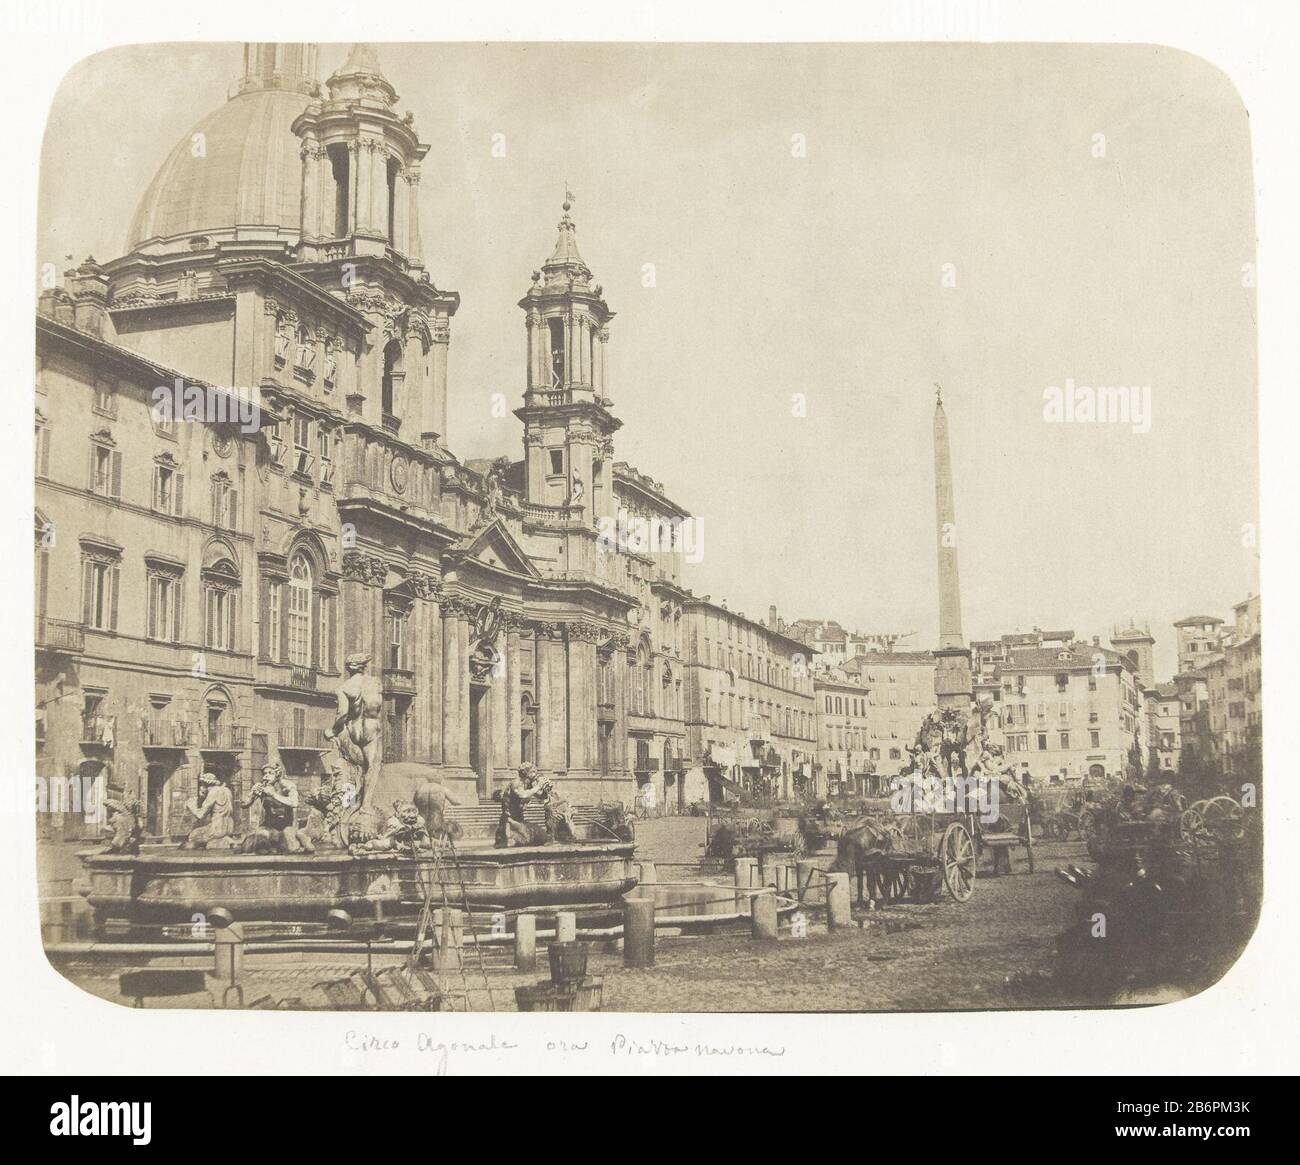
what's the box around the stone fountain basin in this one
[77,842,638,927]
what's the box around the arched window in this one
[381,339,403,420]
[287,554,312,666]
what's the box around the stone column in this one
[393,168,409,253]
[598,329,609,397]
[430,323,449,444]
[352,142,367,234]
[525,314,537,391]
[568,628,597,773]
[425,586,443,764]
[300,138,321,240]
[505,625,522,770]
[406,167,422,263]
[319,143,333,237]
[372,143,389,241]
[565,314,574,388]
[442,605,468,768]
[537,631,567,772]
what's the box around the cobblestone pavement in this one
[54,826,1091,1012]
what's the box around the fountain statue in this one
[326,652,383,813]
[182,772,236,849]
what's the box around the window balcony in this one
[277,726,331,752]
[36,617,85,655]
[383,666,416,695]
[201,725,248,752]
[80,714,115,746]
[141,718,193,749]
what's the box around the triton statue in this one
[326,652,383,812]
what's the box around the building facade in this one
[682,600,817,804]
[34,43,714,859]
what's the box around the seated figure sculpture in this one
[352,800,433,856]
[495,764,549,848]
[183,772,236,849]
[240,764,316,854]
[103,794,144,854]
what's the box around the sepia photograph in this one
[4,0,1296,1098]
[30,35,1264,1015]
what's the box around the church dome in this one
[126,51,316,253]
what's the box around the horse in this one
[832,815,910,905]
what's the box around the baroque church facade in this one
[35,43,725,845]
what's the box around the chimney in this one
[67,257,111,337]
[768,604,777,628]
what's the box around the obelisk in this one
[932,386,972,710]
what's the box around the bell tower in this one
[515,192,620,523]
[293,43,426,269]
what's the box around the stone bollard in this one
[515,913,537,971]
[796,860,824,906]
[827,872,851,929]
[212,921,245,1007]
[623,896,655,968]
[637,860,657,887]
[734,857,757,916]
[750,889,778,940]
[555,911,577,944]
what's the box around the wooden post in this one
[445,908,464,974]
[734,857,757,915]
[796,859,823,905]
[827,872,851,929]
[515,913,537,971]
[751,889,778,940]
[623,895,655,967]
[555,911,577,944]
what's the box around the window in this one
[147,572,182,642]
[153,464,184,515]
[381,340,402,419]
[328,143,350,236]
[318,428,334,485]
[204,584,236,651]
[35,422,50,477]
[1089,730,1101,748]
[291,416,314,475]
[294,326,316,373]
[90,445,122,499]
[81,558,119,631]
[1059,732,1070,750]
[287,555,312,667]
[1037,733,1048,751]
[387,609,407,670]
[320,594,336,671]
[549,449,564,476]
[93,380,115,417]
[266,581,282,662]
[211,475,238,530]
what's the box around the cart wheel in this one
[1202,796,1244,841]
[1179,806,1205,846]
[939,822,976,902]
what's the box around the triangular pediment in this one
[447,519,539,578]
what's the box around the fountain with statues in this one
[77,649,638,935]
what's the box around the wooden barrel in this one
[548,940,588,985]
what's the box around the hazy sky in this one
[39,42,1258,678]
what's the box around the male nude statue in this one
[326,652,383,812]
